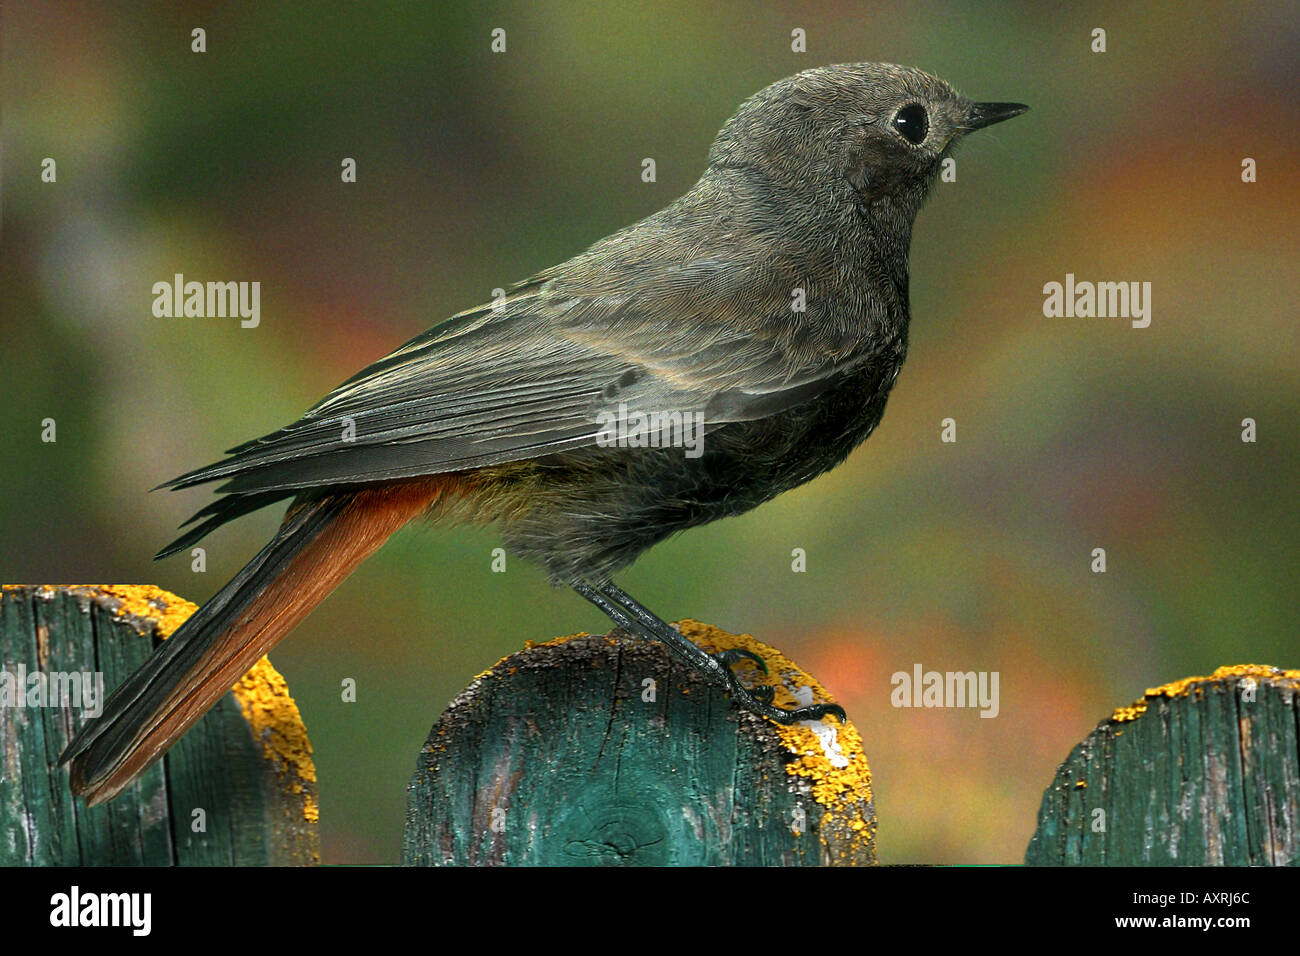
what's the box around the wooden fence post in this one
[403,620,874,866]
[0,584,319,865]
[1026,664,1300,865]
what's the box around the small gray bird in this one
[63,63,1027,805]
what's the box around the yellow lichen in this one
[231,660,319,823]
[522,631,591,651]
[96,584,197,637]
[1110,664,1300,724]
[3,584,197,637]
[472,631,593,683]
[4,584,318,823]
[673,620,875,862]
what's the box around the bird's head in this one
[707,62,1027,226]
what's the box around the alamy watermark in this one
[0,665,104,717]
[152,273,260,328]
[1042,273,1151,328]
[595,402,705,458]
[891,664,999,718]
[50,886,150,936]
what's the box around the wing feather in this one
[160,254,875,498]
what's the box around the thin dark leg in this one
[569,579,846,725]
[570,580,724,679]
[599,582,768,677]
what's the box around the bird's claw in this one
[790,702,848,724]
[709,648,846,724]
[710,647,768,674]
[729,681,846,724]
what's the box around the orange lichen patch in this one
[1110,664,1300,724]
[3,584,318,823]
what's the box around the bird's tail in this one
[60,479,448,806]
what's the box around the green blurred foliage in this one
[2,1,1296,863]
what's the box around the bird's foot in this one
[709,648,846,725]
[710,646,768,674]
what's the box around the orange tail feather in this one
[63,478,453,805]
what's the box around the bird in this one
[61,62,1027,806]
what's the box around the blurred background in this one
[2,1,1296,864]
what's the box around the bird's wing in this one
[160,256,873,499]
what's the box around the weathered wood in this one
[0,585,319,865]
[1026,664,1300,865]
[404,621,874,866]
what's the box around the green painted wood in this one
[1026,666,1300,865]
[404,628,874,866]
[0,585,318,865]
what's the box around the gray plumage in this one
[161,63,1025,584]
[64,64,1026,805]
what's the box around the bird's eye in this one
[891,104,929,145]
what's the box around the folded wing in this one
[156,253,873,555]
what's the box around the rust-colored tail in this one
[60,480,447,806]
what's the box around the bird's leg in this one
[598,581,768,681]
[599,581,846,724]
[569,579,846,725]
[573,580,763,687]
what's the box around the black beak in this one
[966,102,1029,130]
